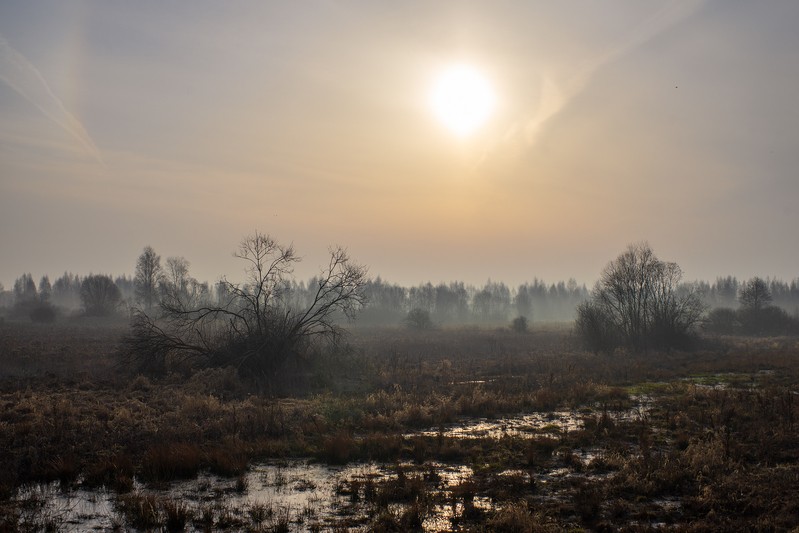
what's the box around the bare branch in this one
[124,233,366,384]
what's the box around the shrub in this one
[124,232,366,385]
[404,308,434,330]
[511,315,528,333]
[738,305,799,336]
[80,274,121,316]
[576,243,704,352]
[704,307,739,335]
[29,303,57,323]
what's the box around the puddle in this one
[13,461,484,531]
[414,410,582,440]
[12,398,655,531]
[413,398,652,441]
[14,484,118,531]
[18,456,607,531]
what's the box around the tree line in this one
[1,249,592,325]
[2,244,798,330]
[0,255,212,322]
[2,236,797,388]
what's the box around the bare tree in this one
[738,277,772,311]
[647,261,705,345]
[81,274,122,316]
[159,256,209,309]
[736,277,784,335]
[575,300,619,354]
[576,243,705,352]
[125,232,367,383]
[163,257,191,294]
[134,246,163,309]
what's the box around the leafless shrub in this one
[80,274,122,316]
[404,308,434,330]
[123,232,366,386]
[511,315,529,333]
[576,243,705,352]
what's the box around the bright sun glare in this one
[429,64,496,137]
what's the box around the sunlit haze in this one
[2,2,798,288]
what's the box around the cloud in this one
[523,76,566,145]
[523,1,706,146]
[0,33,104,165]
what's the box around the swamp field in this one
[1,319,798,531]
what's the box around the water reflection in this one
[14,398,654,531]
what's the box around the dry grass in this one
[1,319,799,530]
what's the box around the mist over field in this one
[2,236,799,530]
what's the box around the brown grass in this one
[1,320,799,530]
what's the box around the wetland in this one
[1,321,798,531]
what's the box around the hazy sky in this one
[2,1,798,289]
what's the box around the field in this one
[1,319,798,531]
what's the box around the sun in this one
[429,64,496,137]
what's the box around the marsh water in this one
[13,397,658,532]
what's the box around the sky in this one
[1,1,798,290]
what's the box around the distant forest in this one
[2,266,799,327]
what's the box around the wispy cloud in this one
[0,33,104,165]
[524,1,706,145]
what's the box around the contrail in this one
[0,33,104,165]
[524,0,706,145]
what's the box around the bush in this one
[738,305,798,336]
[80,275,121,316]
[124,232,366,386]
[29,303,57,323]
[706,305,799,337]
[404,308,434,330]
[510,316,528,333]
[704,307,739,335]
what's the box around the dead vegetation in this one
[1,318,798,530]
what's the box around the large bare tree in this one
[576,243,705,353]
[125,232,367,382]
